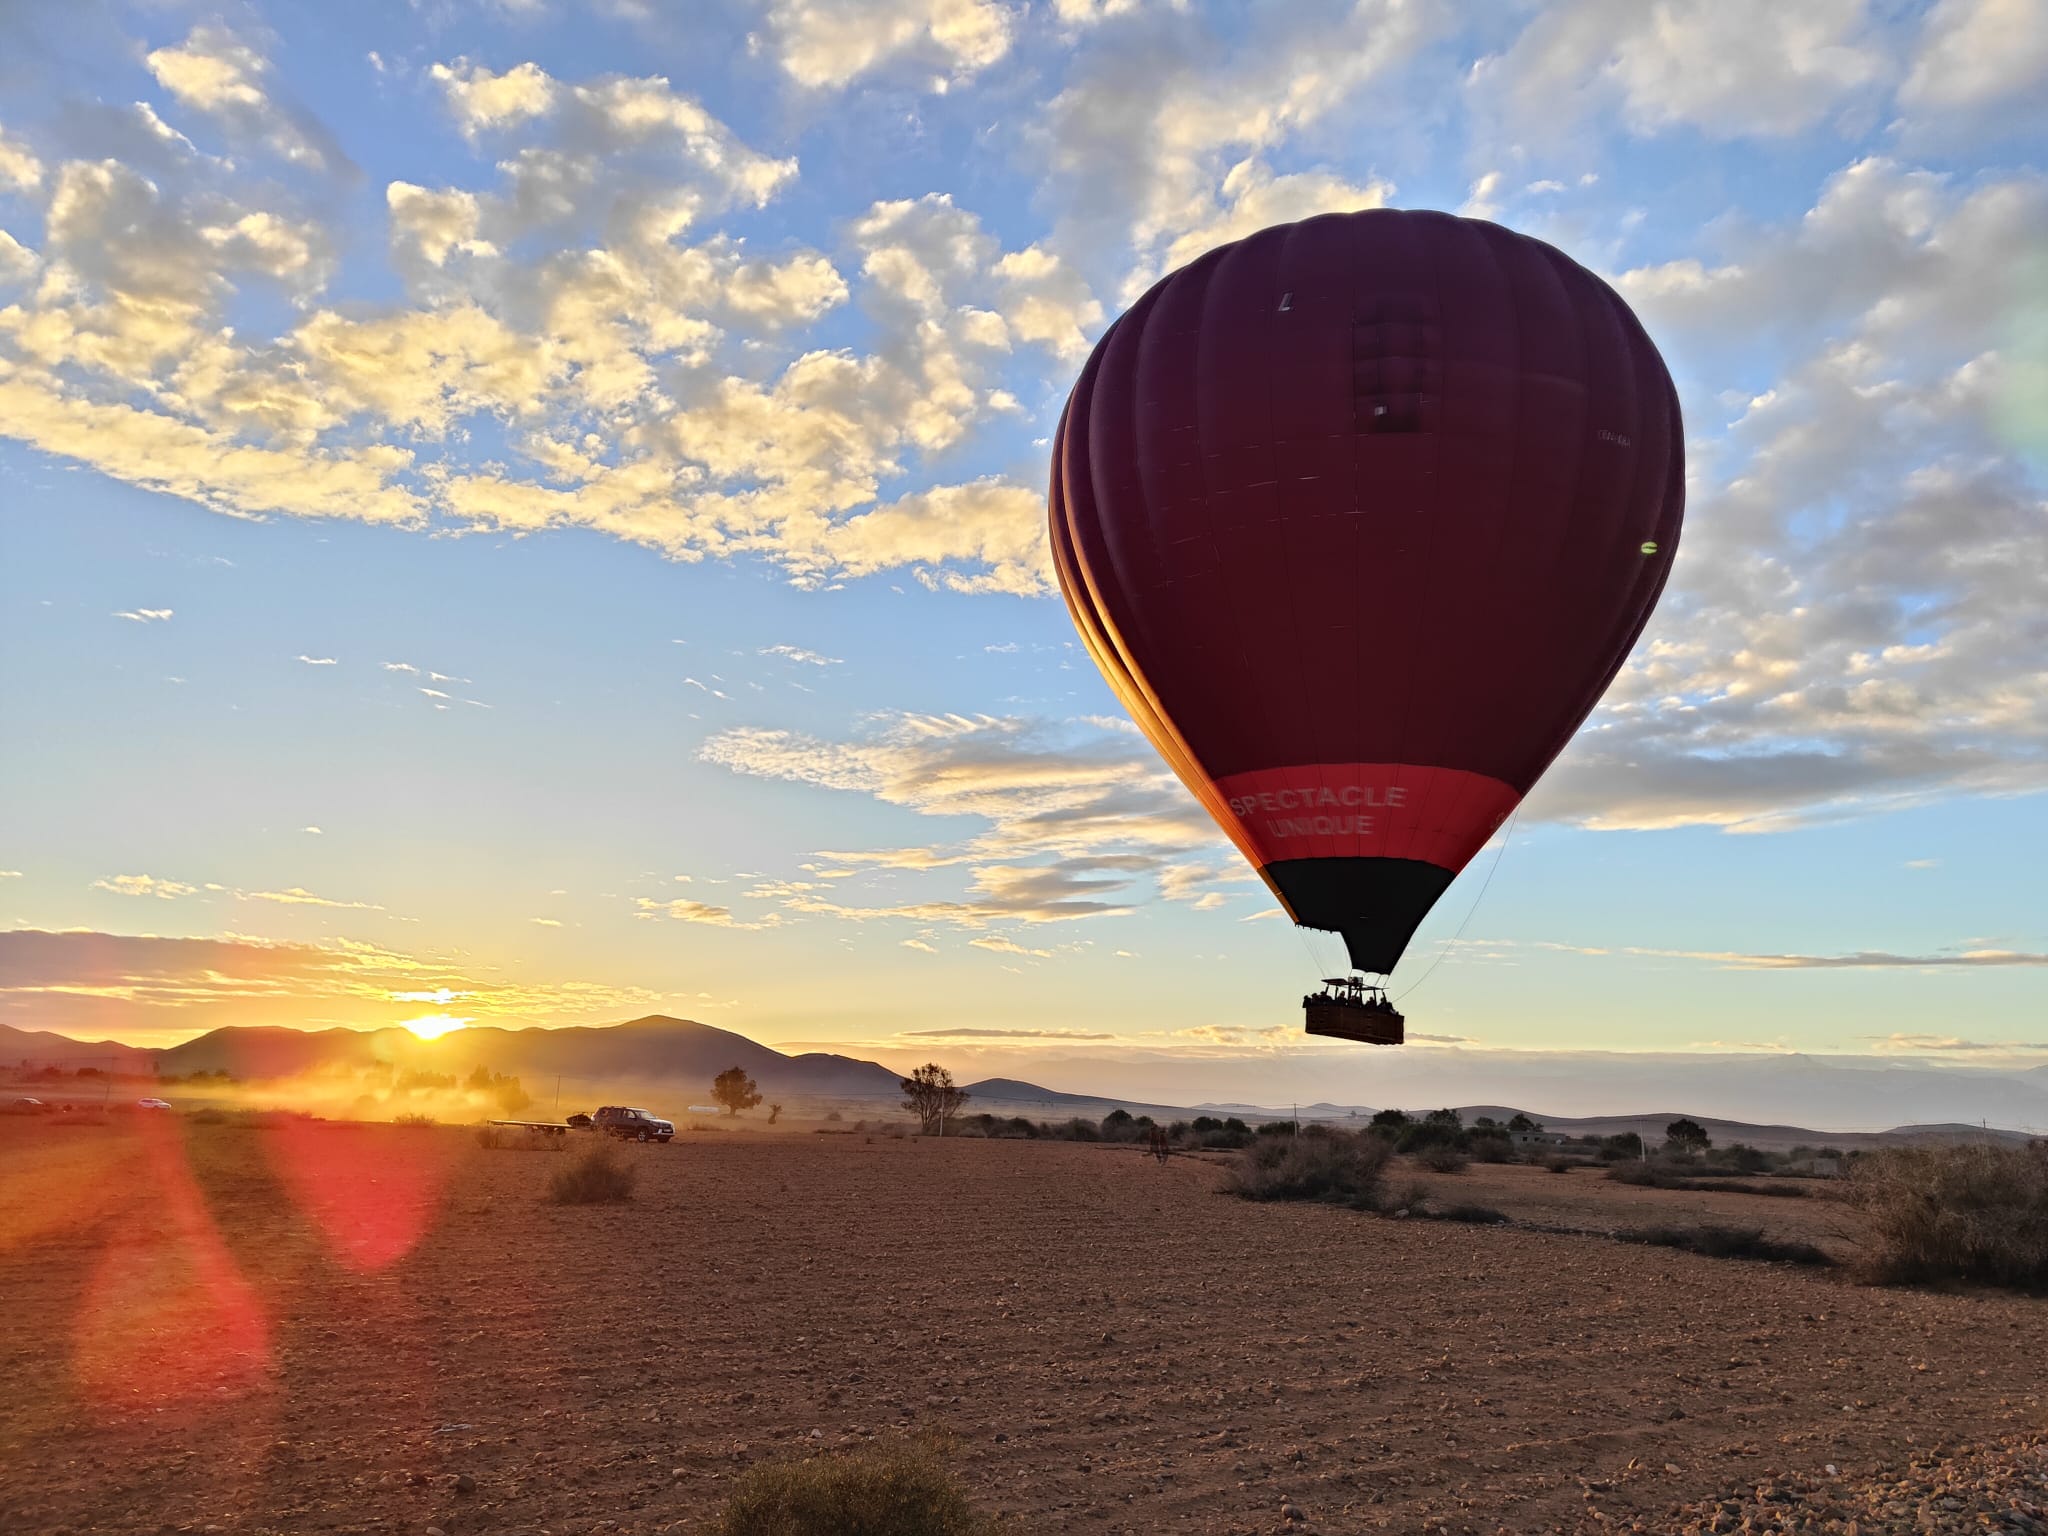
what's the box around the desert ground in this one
[2,1115,2043,1535]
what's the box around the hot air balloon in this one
[1049,209,1684,1044]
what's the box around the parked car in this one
[135,1098,172,1110]
[591,1105,674,1143]
[6,1096,44,1113]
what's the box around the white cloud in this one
[297,654,337,665]
[703,712,1222,928]
[92,874,199,899]
[1900,0,2048,114]
[428,60,557,138]
[1471,0,1887,144]
[1041,0,1431,276]
[145,25,336,170]
[0,231,36,286]
[1538,159,2048,833]
[113,608,173,623]
[757,0,1017,89]
[0,126,43,191]
[631,896,783,929]
[1152,157,1395,280]
[759,644,843,665]
[243,886,384,910]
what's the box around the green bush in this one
[549,1145,637,1205]
[1847,1143,2048,1289]
[718,1438,995,1536]
[1225,1129,1392,1208]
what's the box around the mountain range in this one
[7,1016,2048,1141]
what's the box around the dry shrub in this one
[1610,1162,1807,1197]
[1226,1129,1392,1208]
[1438,1204,1509,1225]
[1385,1178,1431,1216]
[391,1112,436,1127]
[1616,1224,1830,1266]
[549,1144,637,1205]
[1847,1143,2048,1289]
[1542,1155,1574,1174]
[478,1125,563,1152]
[718,1438,994,1536]
[1418,1144,1469,1174]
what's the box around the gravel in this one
[1658,1436,2048,1534]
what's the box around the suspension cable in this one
[1392,809,1519,1005]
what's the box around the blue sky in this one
[1,0,2044,1097]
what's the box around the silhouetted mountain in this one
[1,1022,154,1071]
[149,1014,901,1098]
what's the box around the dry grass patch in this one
[1848,1142,2048,1289]
[1225,1130,1392,1208]
[549,1144,637,1205]
[717,1437,998,1536]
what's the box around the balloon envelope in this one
[1050,209,1684,974]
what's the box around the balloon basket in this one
[1304,1001,1405,1046]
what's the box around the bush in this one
[1396,1121,1463,1155]
[1542,1155,1574,1174]
[717,1437,994,1536]
[1225,1130,1392,1208]
[1847,1143,2048,1289]
[392,1112,436,1127]
[1609,1162,1808,1197]
[1599,1132,1645,1162]
[1468,1131,1515,1164]
[1418,1144,1469,1174]
[187,1107,230,1126]
[1615,1224,1830,1266]
[1622,1220,1835,1269]
[1255,1120,1297,1137]
[1384,1178,1431,1216]
[549,1145,637,1205]
[1438,1204,1509,1225]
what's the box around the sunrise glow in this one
[399,1014,469,1041]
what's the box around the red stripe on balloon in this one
[1212,763,1519,873]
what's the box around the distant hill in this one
[6,1016,2043,1144]
[142,1015,902,1098]
[962,1077,1195,1120]
[1,1022,154,1071]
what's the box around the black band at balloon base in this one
[1266,856,1457,975]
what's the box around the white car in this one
[135,1098,172,1110]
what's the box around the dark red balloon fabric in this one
[1049,209,1685,974]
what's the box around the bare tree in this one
[900,1063,969,1136]
[712,1066,762,1117]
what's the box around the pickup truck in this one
[591,1105,674,1143]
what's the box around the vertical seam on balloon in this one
[1541,261,1651,769]
[1513,241,1606,782]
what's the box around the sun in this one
[398,1013,470,1041]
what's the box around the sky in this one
[1,0,2045,1097]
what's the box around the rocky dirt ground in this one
[1,1117,2042,1535]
